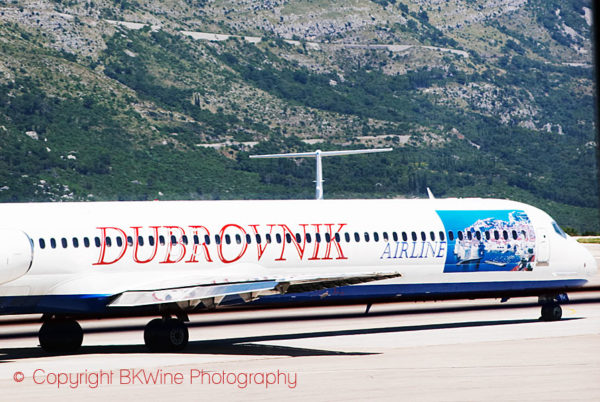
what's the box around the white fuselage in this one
[0,198,596,314]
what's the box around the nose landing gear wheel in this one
[144,318,189,352]
[540,303,562,321]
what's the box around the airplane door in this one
[536,228,550,264]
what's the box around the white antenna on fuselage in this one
[250,148,393,200]
[426,187,435,199]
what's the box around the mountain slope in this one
[0,0,597,232]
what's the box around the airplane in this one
[0,149,596,353]
[246,150,597,315]
[0,196,596,353]
[250,198,597,313]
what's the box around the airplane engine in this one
[0,229,34,285]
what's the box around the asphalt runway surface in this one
[0,245,598,401]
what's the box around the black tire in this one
[144,318,188,352]
[143,318,164,352]
[39,319,83,353]
[541,303,562,321]
[165,318,189,351]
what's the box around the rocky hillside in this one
[0,0,597,232]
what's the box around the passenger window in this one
[182,235,189,245]
[382,232,389,241]
[503,231,508,240]
[316,233,322,243]
[429,231,435,241]
[325,233,331,243]
[275,234,282,244]
[296,233,302,243]
[235,234,241,244]
[285,233,292,244]
[448,231,454,241]
[84,237,90,248]
[475,231,481,241]
[306,233,312,243]
[512,230,518,240]
[61,238,68,248]
[420,232,426,241]
[411,232,417,241]
[344,233,350,242]
[521,230,527,239]
[354,232,360,242]
[457,232,464,241]
[225,234,231,245]
[256,234,262,244]
[171,235,177,245]
[364,232,370,242]
[494,231,500,240]
[439,231,445,241]
[116,237,122,247]
[402,232,408,242]
[373,232,379,242]
[159,235,166,246]
[39,238,46,249]
[127,236,133,246]
[485,231,490,241]
[149,236,155,246]
[334,233,341,242]
[204,235,211,245]
[94,237,100,247]
[246,234,252,244]
[467,231,472,241]
[51,238,57,249]
[138,236,144,246]
[72,237,79,248]
[215,235,221,245]
[266,234,272,244]
[105,237,112,247]
[393,232,398,242]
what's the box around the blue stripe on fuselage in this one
[0,279,588,314]
[250,279,588,304]
[0,294,112,315]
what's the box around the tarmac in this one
[0,244,598,401]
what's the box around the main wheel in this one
[143,318,164,351]
[144,318,189,352]
[540,303,562,321]
[39,318,83,353]
[164,318,189,350]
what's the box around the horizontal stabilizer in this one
[249,148,392,159]
[250,148,392,200]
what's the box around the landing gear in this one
[144,317,189,352]
[39,317,83,353]
[539,294,567,321]
[540,303,562,321]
